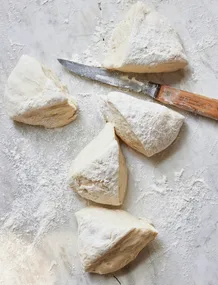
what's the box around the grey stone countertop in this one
[0,0,218,284]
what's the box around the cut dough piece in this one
[103,1,188,73]
[101,92,184,157]
[68,123,127,206]
[5,55,77,128]
[75,207,158,274]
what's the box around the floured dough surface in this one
[101,92,184,157]
[75,207,158,274]
[103,1,188,73]
[68,123,127,206]
[5,55,77,128]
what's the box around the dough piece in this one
[103,1,188,73]
[101,92,184,157]
[5,55,77,128]
[68,123,127,206]
[75,207,158,274]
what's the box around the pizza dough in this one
[101,92,184,157]
[103,1,188,73]
[75,207,158,274]
[68,123,127,206]
[5,55,77,128]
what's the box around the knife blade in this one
[58,59,218,121]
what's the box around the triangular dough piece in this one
[75,207,158,274]
[103,2,188,73]
[68,123,127,206]
[5,55,77,128]
[101,92,184,157]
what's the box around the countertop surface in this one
[0,0,218,284]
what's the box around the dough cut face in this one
[5,55,77,128]
[101,92,184,157]
[75,207,158,274]
[103,1,188,73]
[68,123,127,206]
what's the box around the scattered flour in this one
[174,168,184,180]
[1,0,218,284]
[130,168,218,283]
[0,134,83,240]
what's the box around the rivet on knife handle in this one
[156,85,218,120]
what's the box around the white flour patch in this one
[132,168,218,283]
[150,174,168,195]
[0,134,84,240]
[174,168,184,180]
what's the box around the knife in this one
[58,59,218,120]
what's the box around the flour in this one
[129,167,218,283]
[174,168,184,180]
[1,0,218,284]
[0,229,81,285]
[0,135,81,240]
[70,7,116,67]
[0,232,55,284]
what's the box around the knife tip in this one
[57,58,63,64]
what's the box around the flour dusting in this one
[1,0,218,284]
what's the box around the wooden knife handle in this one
[156,85,218,120]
